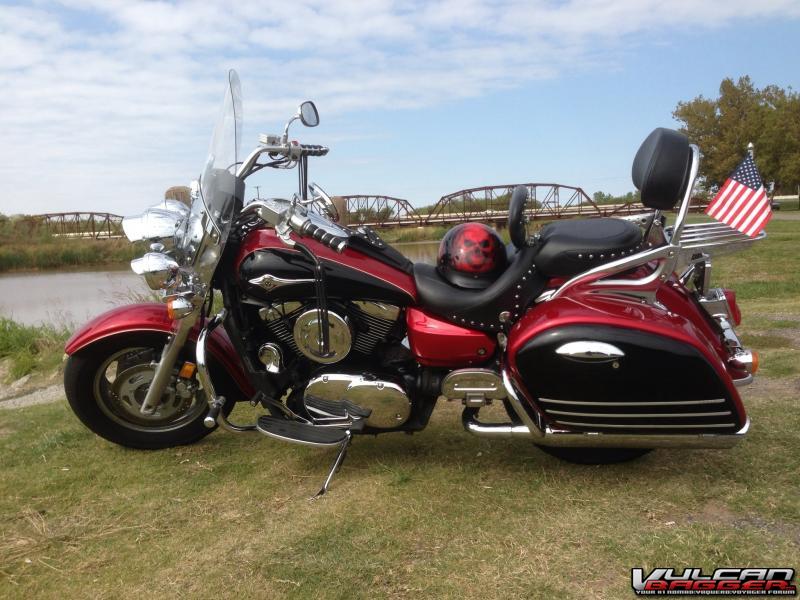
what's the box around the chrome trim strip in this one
[249,273,314,291]
[539,398,726,407]
[555,341,624,362]
[535,418,749,448]
[733,374,753,387]
[554,420,736,429]
[546,410,731,418]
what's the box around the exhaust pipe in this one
[461,408,532,439]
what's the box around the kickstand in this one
[312,431,352,499]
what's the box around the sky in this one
[1,0,799,216]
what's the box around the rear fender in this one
[65,303,254,397]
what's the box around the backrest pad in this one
[631,128,692,210]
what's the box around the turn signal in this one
[729,349,758,375]
[167,297,194,320]
[179,362,197,379]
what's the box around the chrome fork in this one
[140,310,199,414]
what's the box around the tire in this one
[534,445,652,464]
[64,331,241,450]
[500,400,652,465]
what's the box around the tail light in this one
[723,288,741,326]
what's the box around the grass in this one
[0,214,798,598]
[0,319,70,381]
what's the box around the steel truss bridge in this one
[37,212,124,239]
[340,183,654,228]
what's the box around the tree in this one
[673,77,800,193]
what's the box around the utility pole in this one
[747,141,754,158]
[255,186,261,199]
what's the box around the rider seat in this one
[413,245,545,333]
[532,218,643,278]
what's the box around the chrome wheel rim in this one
[92,346,207,432]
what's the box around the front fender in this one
[65,303,254,397]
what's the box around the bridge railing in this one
[38,212,124,239]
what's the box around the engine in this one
[253,300,412,428]
[257,299,401,364]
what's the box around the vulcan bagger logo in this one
[631,568,797,595]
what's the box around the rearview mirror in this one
[299,101,319,127]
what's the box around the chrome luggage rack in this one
[668,221,766,259]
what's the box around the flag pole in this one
[747,142,754,158]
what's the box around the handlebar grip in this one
[303,221,347,253]
[300,144,329,157]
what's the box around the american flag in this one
[705,154,771,238]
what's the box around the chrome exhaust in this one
[461,408,532,439]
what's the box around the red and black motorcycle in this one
[64,70,762,495]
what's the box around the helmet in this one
[437,223,508,289]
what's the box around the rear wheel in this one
[534,445,651,464]
[64,331,240,449]
[501,400,652,464]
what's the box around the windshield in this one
[179,70,242,275]
[200,69,242,235]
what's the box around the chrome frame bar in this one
[548,145,701,304]
[197,309,258,432]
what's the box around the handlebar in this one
[298,143,329,157]
[302,220,347,253]
[260,142,329,159]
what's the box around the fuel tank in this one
[507,287,747,436]
[236,228,417,305]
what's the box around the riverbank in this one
[0,239,143,273]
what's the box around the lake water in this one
[0,241,439,327]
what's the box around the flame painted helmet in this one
[437,223,508,289]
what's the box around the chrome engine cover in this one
[304,373,411,428]
[293,309,352,364]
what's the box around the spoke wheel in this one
[65,331,242,449]
[93,347,206,433]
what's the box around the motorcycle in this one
[64,70,762,496]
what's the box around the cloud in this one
[0,0,798,215]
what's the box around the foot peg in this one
[256,416,353,497]
[204,396,227,429]
[256,416,349,446]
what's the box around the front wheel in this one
[64,331,239,449]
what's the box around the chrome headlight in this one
[131,252,181,290]
[122,200,190,247]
